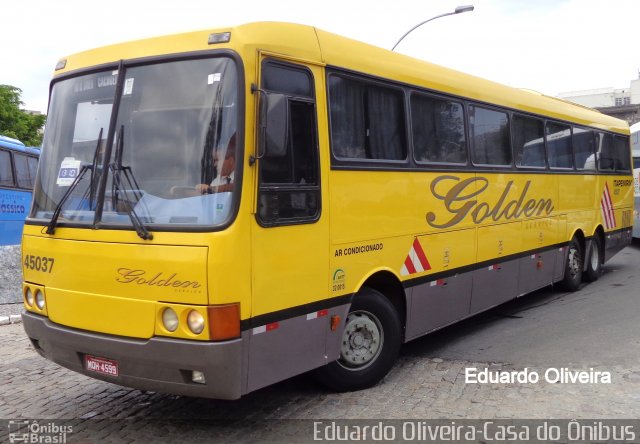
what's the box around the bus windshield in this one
[32,56,239,230]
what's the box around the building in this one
[558,76,640,125]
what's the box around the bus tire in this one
[560,238,583,291]
[584,236,602,282]
[314,288,401,392]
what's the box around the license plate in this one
[85,355,119,377]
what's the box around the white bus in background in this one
[632,122,640,238]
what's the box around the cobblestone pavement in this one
[2,323,640,441]
[1,248,640,442]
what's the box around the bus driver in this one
[171,134,236,197]
[195,143,235,194]
[197,133,236,194]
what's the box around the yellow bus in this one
[22,22,634,399]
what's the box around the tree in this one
[0,85,46,146]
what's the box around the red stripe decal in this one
[601,184,616,229]
[404,256,417,275]
[412,238,432,271]
[604,184,615,224]
[605,184,616,227]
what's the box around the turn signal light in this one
[208,303,240,341]
[330,315,341,332]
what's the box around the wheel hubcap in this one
[339,311,383,370]
[568,246,582,278]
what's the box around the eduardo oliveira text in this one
[465,367,611,384]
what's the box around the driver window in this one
[257,61,320,226]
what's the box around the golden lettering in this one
[115,268,202,289]
[426,176,554,228]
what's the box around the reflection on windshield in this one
[32,57,239,229]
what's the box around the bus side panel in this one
[404,228,475,341]
[470,221,521,312]
[0,189,32,245]
[600,176,634,261]
[246,304,348,393]
[516,217,559,295]
[604,229,631,262]
[406,273,472,341]
[517,250,557,296]
[560,174,598,214]
[470,260,519,313]
[554,245,568,282]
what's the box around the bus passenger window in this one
[14,153,34,188]
[573,128,596,171]
[469,105,511,166]
[27,156,38,184]
[613,135,631,172]
[0,150,14,187]
[329,75,406,161]
[513,114,545,168]
[596,132,615,171]
[411,94,466,164]
[546,122,573,169]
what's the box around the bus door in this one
[248,56,330,392]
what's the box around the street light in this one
[391,5,474,51]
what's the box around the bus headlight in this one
[187,310,205,334]
[162,308,179,332]
[25,288,34,307]
[35,290,45,310]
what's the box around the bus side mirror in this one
[260,92,289,158]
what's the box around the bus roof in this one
[53,22,628,135]
[0,135,40,155]
[0,134,25,149]
[23,146,42,156]
[630,122,640,134]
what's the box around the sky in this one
[3,0,639,114]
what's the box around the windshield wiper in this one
[45,129,103,235]
[110,125,153,240]
[45,165,92,234]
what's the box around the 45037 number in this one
[23,255,55,273]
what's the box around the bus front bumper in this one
[22,311,245,400]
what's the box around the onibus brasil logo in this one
[8,420,73,443]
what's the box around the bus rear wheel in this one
[584,236,602,282]
[560,238,583,291]
[314,288,401,392]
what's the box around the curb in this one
[0,314,22,325]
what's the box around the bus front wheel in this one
[561,238,583,291]
[314,288,401,392]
